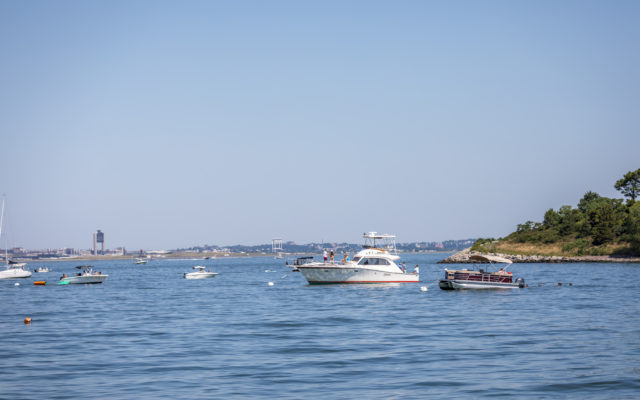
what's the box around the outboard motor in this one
[515,277,525,288]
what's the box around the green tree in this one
[543,208,560,228]
[578,191,600,212]
[587,197,625,245]
[557,205,581,236]
[516,221,535,233]
[614,168,640,202]
[625,202,640,253]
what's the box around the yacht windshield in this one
[358,258,390,265]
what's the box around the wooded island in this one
[473,168,640,258]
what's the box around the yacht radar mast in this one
[362,231,397,254]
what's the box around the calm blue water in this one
[1,253,639,399]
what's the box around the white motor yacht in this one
[184,266,218,279]
[297,232,419,284]
[34,267,50,273]
[58,265,108,285]
[134,258,147,265]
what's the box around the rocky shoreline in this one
[438,247,640,264]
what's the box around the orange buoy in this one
[24,317,32,324]
[34,281,46,286]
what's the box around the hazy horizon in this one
[2,1,639,250]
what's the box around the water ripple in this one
[1,256,639,399]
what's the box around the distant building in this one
[93,230,105,255]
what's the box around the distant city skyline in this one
[1,1,638,249]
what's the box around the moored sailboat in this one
[0,196,31,280]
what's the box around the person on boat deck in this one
[414,265,420,274]
[329,250,334,263]
[342,254,348,264]
[60,273,67,280]
[323,249,328,263]
[499,268,506,274]
[401,263,406,273]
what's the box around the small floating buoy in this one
[558,282,562,286]
[569,283,573,286]
[34,281,46,286]
[420,286,428,292]
[24,317,31,324]
[14,282,20,286]
[268,282,274,286]
[525,284,529,288]
[538,283,542,287]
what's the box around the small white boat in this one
[184,266,218,279]
[59,265,108,285]
[297,232,419,284]
[34,267,50,273]
[134,258,147,265]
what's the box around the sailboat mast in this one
[0,196,4,240]
[0,196,5,265]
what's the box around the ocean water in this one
[1,253,639,399]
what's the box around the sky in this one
[1,1,639,250]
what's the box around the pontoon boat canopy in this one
[469,255,513,264]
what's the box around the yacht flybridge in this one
[296,232,419,284]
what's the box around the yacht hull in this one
[0,268,32,279]
[298,264,419,284]
[184,272,218,279]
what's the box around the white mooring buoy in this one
[14,282,20,287]
[420,286,427,292]
[268,281,274,286]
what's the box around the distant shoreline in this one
[20,250,455,263]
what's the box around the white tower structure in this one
[272,238,283,253]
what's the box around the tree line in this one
[502,168,640,255]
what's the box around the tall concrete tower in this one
[93,230,105,255]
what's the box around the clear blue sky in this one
[1,1,638,250]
